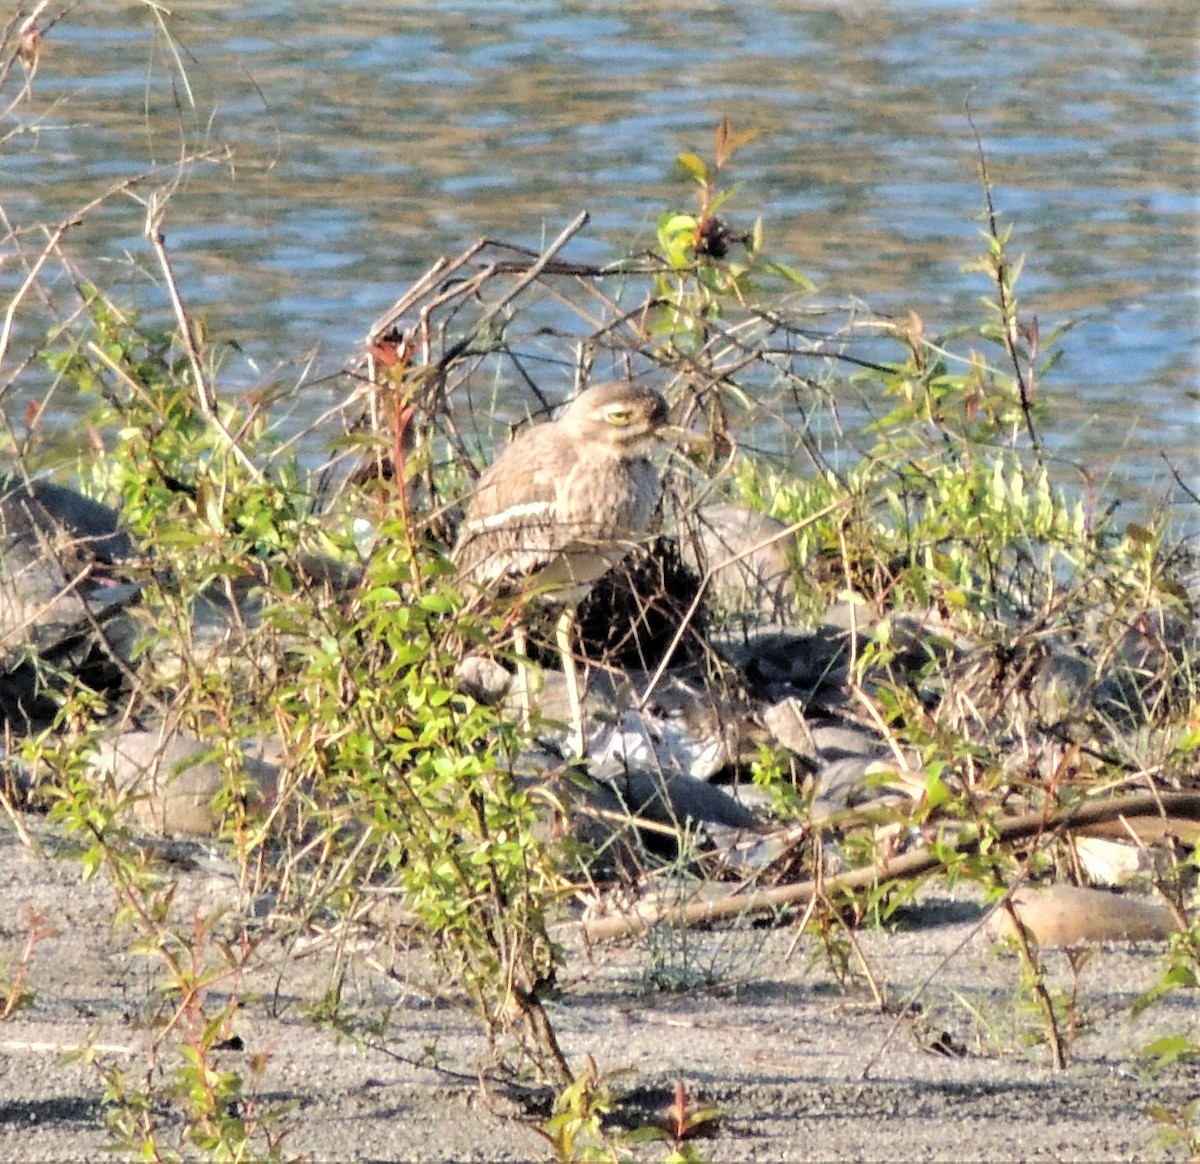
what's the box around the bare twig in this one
[438,211,592,368]
[0,785,39,853]
[1161,452,1200,508]
[0,157,230,395]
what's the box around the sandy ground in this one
[1,816,1197,1163]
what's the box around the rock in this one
[761,697,818,763]
[595,762,759,832]
[810,757,888,816]
[88,729,278,837]
[819,602,970,680]
[522,667,747,780]
[503,665,621,736]
[714,625,853,702]
[587,670,739,781]
[135,578,280,688]
[986,885,1178,947]
[453,652,513,706]
[0,476,136,647]
[293,549,364,591]
[759,698,903,814]
[680,502,796,621]
[1025,647,1096,722]
[590,708,730,781]
[809,722,887,760]
[1,477,131,564]
[1071,836,1149,887]
[1096,606,1197,725]
[541,759,759,869]
[0,478,142,731]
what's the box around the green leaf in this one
[1174,725,1200,752]
[924,765,952,811]
[675,152,709,184]
[758,260,816,289]
[660,213,698,237]
[1142,1034,1199,1067]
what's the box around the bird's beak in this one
[657,423,709,453]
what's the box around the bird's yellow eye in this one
[604,405,632,426]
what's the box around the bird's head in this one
[558,382,669,455]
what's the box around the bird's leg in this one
[555,608,585,758]
[511,622,533,732]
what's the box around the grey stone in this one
[811,755,889,811]
[593,762,759,831]
[680,502,796,620]
[715,625,852,699]
[761,697,818,761]
[454,652,513,706]
[986,884,1177,947]
[0,477,136,646]
[88,728,278,837]
[810,722,887,760]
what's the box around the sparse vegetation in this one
[0,7,1196,1160]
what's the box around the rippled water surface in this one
[4,1,1198,519]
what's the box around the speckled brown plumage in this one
[452,382,668,598]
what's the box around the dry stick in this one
[437,211,592,368]
[0,561,94,651]
[580,790,1200,943]
[31,570,161,722]
[0,2,54,120]
[582,803,696,841]
[0,784,38,853]
[368,247,477,341]
[858,754,1093,1077]
[858,898,1001,1081]
[144,194,264,483]
[0,220,72,376]
[85,340,170,421]
[826,887,888,1010]
[0,158,229,392]
[850,681,914,776]
[1161,451,1200,508]
[0,1038,135,1056]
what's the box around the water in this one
[2,0,1197,524]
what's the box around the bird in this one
[452,381,671,753]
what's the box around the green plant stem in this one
[999,897,1066,1069]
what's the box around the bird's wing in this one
[452,428,576,586]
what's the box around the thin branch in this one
[438,211,592,368]
[144,192,264,481]
[1161,451,1200,508]
[1000,896,1066,1068]
[965,101,1042,461]
[0,155,230,392]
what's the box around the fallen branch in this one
[580,790,1200,943]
